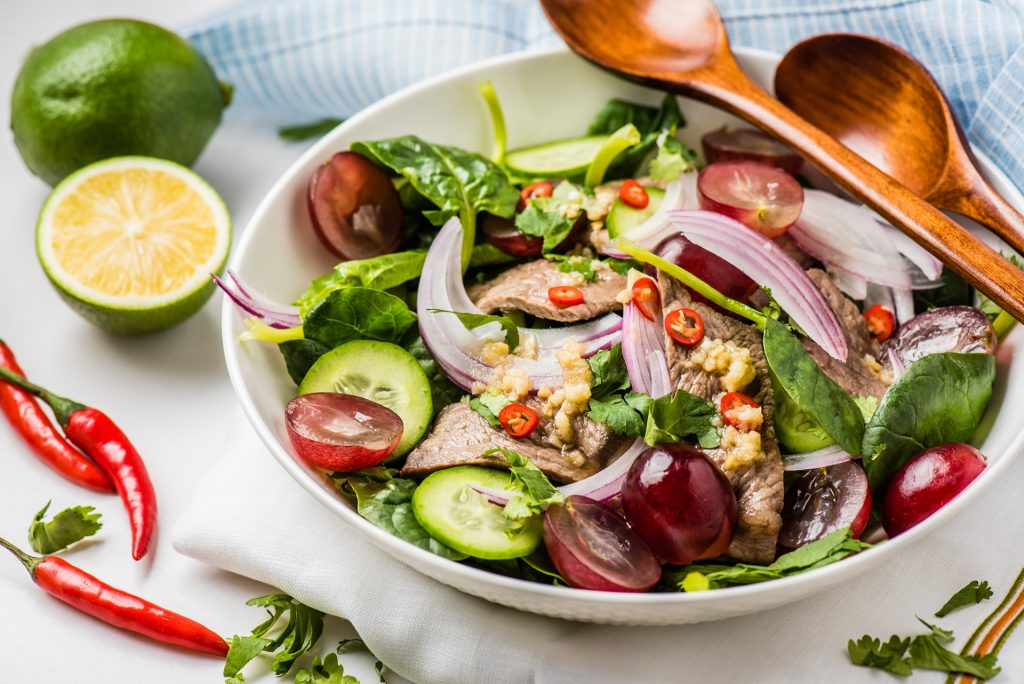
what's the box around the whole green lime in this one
[10,19,230,186]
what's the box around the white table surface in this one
[0,1,392,681]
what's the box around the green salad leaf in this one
[404,333,463,413]
[279,338,330,385]
[468,392,511,429]
[546,254,600,283]
[484,447,564,522]
[515,181,585,251]
[936,580,993,617]
[295,250,426,316]
[303,287,416,349]
[587,344,632,397]
[352,135,518,269]
[277,118,344,142]
[586,94,687,179]
[643,390,720,449]
[28,501,102,554]
[585,345,648,437]
[649,132,698,182]
[224,594,326,678]
[862,352,995,491]
[763,317,865,455]
[333,470,467,560]
[671,528,870,591]
[293,653,360,684]
[588,393,647,437]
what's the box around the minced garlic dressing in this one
[721,426,764,471]
[684,338,757,393]
[474,332,539,398]
[540,340,593,449]
[862,353,893,386]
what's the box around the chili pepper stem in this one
[0,536,42,576]
[0,366,85,427]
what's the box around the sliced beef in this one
[468,259,626,322]
[660,274,784,564]
[801,269,888,399]
[401,401,623,483]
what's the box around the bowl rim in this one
[222,44,1024,609]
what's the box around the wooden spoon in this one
[539,0,1024,321]
[775,33,1024,256]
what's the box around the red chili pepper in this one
[619,179,650,209]
[548,285,585,307]
[498,403,539,438]
[519,181,553,209]
[0,537,227,656]
[0,366,156,560]
[665,307,705,346]
[720,392,760,429]
[630,277,659,321]
[864,303,895,342]
[0,342,114,493]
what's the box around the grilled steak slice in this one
[660,274,784,564]
[468,259,626,322]
[401,401,623,483]
[801,269,888,399]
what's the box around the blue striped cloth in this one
[185,0,1024,186]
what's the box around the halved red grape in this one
[285,393,403,471]
[620,445,737,564]
[701,128,803,175]
[307,151,405,260]
[654,235,758,310]
[543,496,661,592]
[883,443,986,537]
[697,160,804,238]
[779,461,871,550]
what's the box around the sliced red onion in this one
[621,173,699,247]
[886,346,907,379]
[782,444,855,471]
[418,218,623,391]
[882,225,943,281]
[214,271,302,329]
[866,282,914,325]
[621,271,671,398]
[657,211,848,361]
[827,267,868,300]
[469,438,648,507]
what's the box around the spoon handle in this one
[950,168,1024,256]
[684,63,1024,321]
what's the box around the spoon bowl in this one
[775,33,1024,254]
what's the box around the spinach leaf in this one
[279,339,330,385]
[404,333,462,412]
[295,250,426,316]
[303,287,416,349]
[333,471,467,560]
[862,352,995,491]
[352,135,519,268]
[936,580,993,617]
[671,528,870,591]
[914,267,972,310]
[28,501,102,554]
[469,243,517,269]
[428,309,519,350]
[586,94,686,179]
[763,317,865,455]
[515,181,584,251]
[644,390,720,448]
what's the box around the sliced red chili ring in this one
[630,277,658,321]
[863,303,895,342]
[498,403,539,438]
[549,285,585,307]
[665,307,704,346]
[519,181,553,209]
[619,179,650,209]
[720,391,760,429]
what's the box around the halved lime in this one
[36,156,231,334]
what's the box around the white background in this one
[0,1,387,681]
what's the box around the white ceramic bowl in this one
[223,46,1024,625]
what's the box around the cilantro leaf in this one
[848,635,913,676]
[428,309,519,350]
[515,182,585,251]
[546,254,599,283]
[223,636,272,678]
[484,447,564,521]
[644,390,720,449]
[468,392,510,429]
[908,634,1000,679]
[671,528,870,590]
[649,133,698,182]
[587,343,632,399]
[293,653,360,684]
[587,394,646,436]
[28,501,102,554]
[935,580,993,617]
[916,617,954,644]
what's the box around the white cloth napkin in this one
[173,416,1024,683]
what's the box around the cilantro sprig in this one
[224,594,326,679]
[936,580,993,617]
[484,447,564,523]
[28,501,102,554]
[849,617,1000,679]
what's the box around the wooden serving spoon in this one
[775,33,1024,256]
[539,0,1024,321]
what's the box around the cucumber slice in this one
[298,340,432,458]
[606,186,665,238]
[412,466,542,560]
[505,135,609,178]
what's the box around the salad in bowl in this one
[219,68,1006,600]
